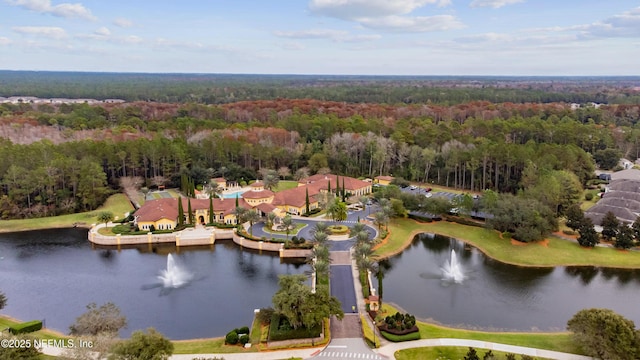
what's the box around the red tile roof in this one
[299,174,371,191]
[135,197,252,223]
[242,189,275,199]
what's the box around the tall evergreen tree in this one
[208,196,214,224]
[632,216,640,244]
[328,180,331,193]
[601,211,619,241]
[342,177,346,202]
[615,224,635,250]
[565,204,585,231]
[187,198,193,224]
[336,175,340,199]
[577,217,599,247]
[177,197,184,227]
[235,193,239,208]
[305,188,310,214]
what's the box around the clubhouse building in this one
[134,174,372,231]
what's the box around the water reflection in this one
[0,229,307,339]
[380,233,640,331]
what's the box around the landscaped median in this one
[376,217,640,268]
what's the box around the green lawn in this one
[173,337,256,354]
[0,194,134,233]
[273,181,300,192]
[0,316,67,340]
[396,346,554,360]
[376,218,640,268]
[380,304,583,356]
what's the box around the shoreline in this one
[376,218,640,270]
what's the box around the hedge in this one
[268,314,321,341]
[380,330,421,342]
[9,320,43,334]
[443,215,483,227]
[408,214,435,222]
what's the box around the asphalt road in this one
[330,264,358,314]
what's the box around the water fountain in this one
[441,249,465,283]
[158,254,193,288]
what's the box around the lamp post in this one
[373,320,377,348]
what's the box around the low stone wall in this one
[231,233,312,258]
[88,227,310,258]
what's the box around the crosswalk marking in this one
[317,351,382,359]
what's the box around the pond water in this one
[0,228,306,339]
[379,233,640,331]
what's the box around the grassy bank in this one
[396,346,554,360]
[380,304,582,355]
[375,218,640,268]
[0,194,134,234]
[0,316,67,340]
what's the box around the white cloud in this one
[13,26,67,39]
[469,0,524,9]
[113,17,133,28]
[308,0,461,32]
[309,0,451,19]
[274,29,381,42]
[94,26,110,36]
[0,37,12,45]
[7,0,96,20]
[359,15,463,32]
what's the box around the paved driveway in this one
[330,264,358,314]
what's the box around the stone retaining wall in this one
[88,227,311,258]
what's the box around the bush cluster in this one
[225,326,250,345]
[443,215,483,227]
[408,214,434,222]
[268,314,321,341]
[301,208,322,217]
[380,330,420,342]
[382,312,417,332]
[585,193,594,201]
[328,225,349,234]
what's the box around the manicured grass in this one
[396,346,554,360]
[172,337,255,354]
[273,181,300,192]
[380,304,583,355]
[0,194,134,233]
[376,218,640,268]
[0,316,67,340]
[360,315,378,348]
[580,188,601,211]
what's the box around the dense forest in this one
[0,74,639,219]
[2,71,640,104]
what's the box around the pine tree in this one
[601,211,619,241]
[565,204,585,231]
[577,217,599,247]
[615,224,634,249]
[187,198,194,224]
[177,197,184,227]
[632,216,640,244]
[209,196,214,224]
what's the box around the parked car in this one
[410,185,417,190]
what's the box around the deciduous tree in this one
[567,308,639,360]
[108,327,173,360]
[601,211,619,241]
[69,302,127,337]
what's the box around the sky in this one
[0,0,639,76]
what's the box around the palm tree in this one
[311,244,330,263]
[97,211,114,229]
[313,222,329,236]
[245,209,260,237]
[311,258,330,278]
[358,195,368,211]
[206,182,221,198]
[267,212,277,228]
[356,230,370,245]
[328,198,347,222]
[282,215,293,241]
[234,206,247,226]
[350,222,366,237]
[313,232,329,246]
[373,211,388,231]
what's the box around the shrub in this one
[235,326,250,335]
[112,224,134,234]
[268,314,321,341]
[408,214,434,222]
[256,308,275,324]
[380,330,420,342]
[225,330,238,345]
[443,215,482,227]
[502,231,512,239]
[291,236,298,243]
[9,320,43,334]
[563,229,577,236]
[585,193,594,201]
[239,334,250,345]
[328,225,349,234]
